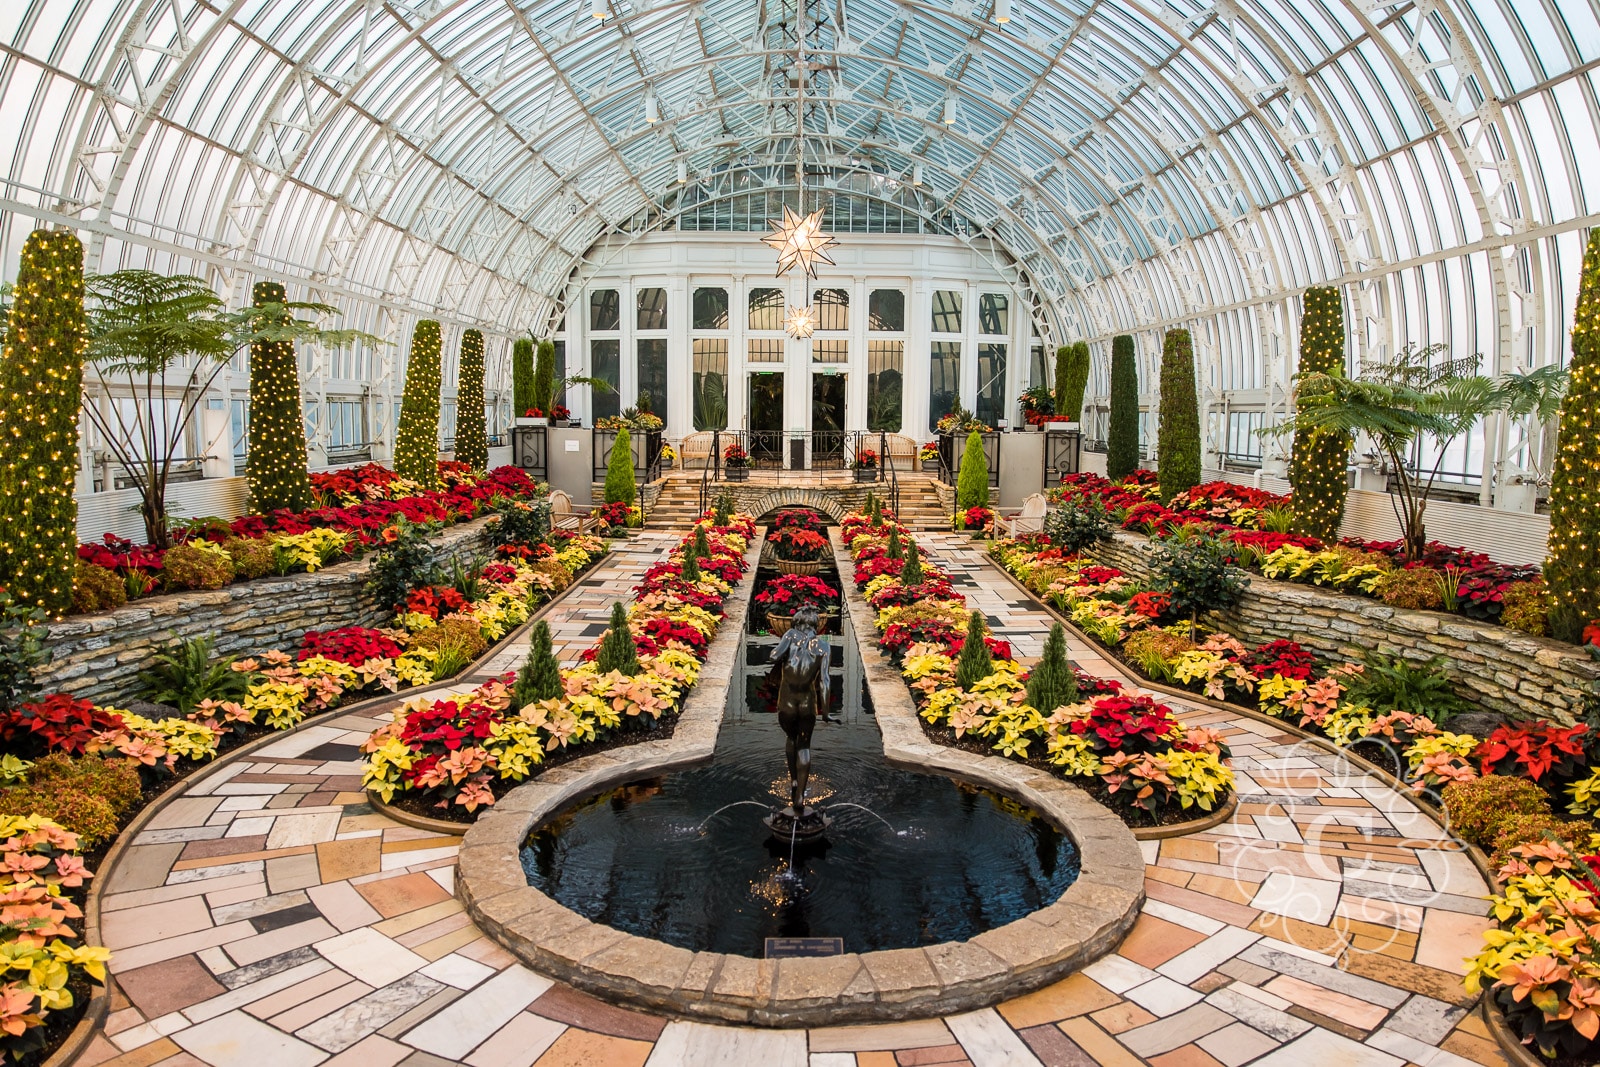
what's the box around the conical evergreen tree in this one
[455,329,488,471]
[595,601,640,676]
[511,338,536,415]
[1288,286,1351,543]
[394,320,442,488]
[0,229,86,613]
[1548,230,1600,642]
[1106,335,1140,480]
[603,426,636,505]
[900,538,923,586]
[1062,341,1091,422]
[955,610,994,690]
[1025,623,1078,714]
[246,280,314,513]
[681,546,701,583]
[513,620,562,708]
[886,527,902,560]
[1157,328,1201,502]
[1053,345,1072,419]
[692,524,710,563]
[957,431,989,510]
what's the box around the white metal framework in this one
[1,0,1596,495]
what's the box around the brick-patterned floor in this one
[79,532,1504,1067]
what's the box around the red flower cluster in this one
[1238,639,1315,681]
[592,502,632,530]
[1127,591,1172,619]
[754,574,839,609]
[723,442,749,464]
[770,509,825,533]
[1067,693,1194,758]
[405,586,470,620]
[770,527,828,562]
[0,694,124,758]
[78,534,163,572]
[299,626,406,665]
[963,506,993,530]
[1479,722,1592,783]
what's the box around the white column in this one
[728,275,746,432]
[667,277,691,438]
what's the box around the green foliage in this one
[1045,497,1112,553]
[681,546,701,583]
[455,329,488,470]
[513,620,562,708]
[900,539,923,586]
[713,491,733,527]
[1289,286,1351,542]
[886,527,902,560]
[603,426,636,505]
[0,230,85,612]
[490,498,551,548]
[1058,342,1090,422]
[394,320,443,488]
[0,754,143,848]
[1342,650,1472,725]
[1440,775,1552,850]
[1026,622,1077,714]
[365,518,437,610]
[595,601,640,676]
[512,337,536,415]
[138,634,247,713]
[0,593,48,713]
[1157,329,1201,502]
[954,610,994,690]
[245,281,315,515]
[956,431,989,509]
[533,338,556,414]
[1548,229,1600,641]
[866,493,881,525]
[692,524,710,562]
[1053,346,1071,418]
[1106,335,1140,480]
[1151,530,1249,637]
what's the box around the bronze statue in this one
[765,603,831,837]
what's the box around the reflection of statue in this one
[765,604,831,836]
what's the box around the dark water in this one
[520,707,1080,958]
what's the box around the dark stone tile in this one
[114,955,225,1019]
[249,901,324,934]
[215,945,322,989]
[529,983,668,1041]
[179,835,269,861]
[298,742,362,762]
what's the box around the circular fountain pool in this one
[520,712,1080,957]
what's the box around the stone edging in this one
[455,530,1144,1026]
[366,793,471,837]
[1131,792,1238,841]
[1481,998,1543,1067]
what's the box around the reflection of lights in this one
[762,205,838,278]
[751,864,799,907]
[784,305,817,339]
[768,774,834,805]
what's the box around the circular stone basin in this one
[521,713,1080,957]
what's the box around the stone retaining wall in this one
[1083,531,1600,724]
[37,517,500,705]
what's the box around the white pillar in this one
[667,277,691,438]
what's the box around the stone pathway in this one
[79,532,1504,1067]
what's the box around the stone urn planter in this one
[853,467,877,482]
[772,556,824,576]
[725,465,750,481]
[767,609,836,635]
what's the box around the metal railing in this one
[593,428,664,484]
[510,425,548,482]
[693,428,900,517]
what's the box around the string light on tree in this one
[455,328,488,471]
[0,229,86,614]
[1288,285,1351,542]
[246,281,314,513]
[1545,229,1600,643]
[394,320,442,489]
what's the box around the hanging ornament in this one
[762,205,838,279]
[784,305,818,339]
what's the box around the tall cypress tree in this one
[246,280,314,514]
[1053,345,1072,419]
[0,230,86,613]
[455,329,488,471]
[1061,342,1091,422]
[954,610,994,690]
[1157,328,1201,502]
[1289,286,1352,543]
[603,426,635,505]
[533,339,556,415]
[394,320,442,488]
[512,337,536,416]
[1105,335,1140,480]
[1547,231,1600,643]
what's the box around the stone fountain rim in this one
[455,529,1145,1027]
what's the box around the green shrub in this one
[245,280,314,514]
[533,339,556,415]
[0,594,47,714]
[0,754,144,847]
[1289,286,1351,542]
[900,539,923,587]
[1046,498,1111,553]
[886,528,902,560]
[956,431,988,509]
[1157,329,1201,502]
[32,753,143,813]
[366,519,437,610]
[595,601,640,676]
[0,229,86,613]
[1489,814,1595,871]
[1545,228,1600,641]
[1501,579,1549,636]
[512,337,536,415]
[681,547,701,583]
[514,620,562,709]
[162,543,235,591]
[455,329,488,470]
[406,616,488,663]
[1026,623,1077,714]
[954,610,994,690]
[1440,775,1550,849]
[394,320,442,488]
[1371,567,1444,610]
[138,634,247,713]
[221,537,275,580]
[1151,530,1249,638]
[1057,342,1090,423]
[1343,650,1470,725]
[1105,335,1140,480]
[604,427,636,505]
[71,562,126,615]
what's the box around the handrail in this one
[882,430,900,518]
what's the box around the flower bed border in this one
[1130,791,1238,840]
[1481,997,1546,1067]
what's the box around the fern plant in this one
[138,635,247,713]
[1344,651,1472,724]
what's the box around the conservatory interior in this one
[0,0,1597,1064]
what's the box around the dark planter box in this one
[853,468,878,482]
[725,466,750,481]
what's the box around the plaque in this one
[764,937,844,958]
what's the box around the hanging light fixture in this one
[993,0,1011,22]
[590,0,607,20]
[942,97,957,124]
[912,163,924,186]
[644,89,660,123]
[763,0,837,281]
[784,304,818,339]
[676,159,688,183]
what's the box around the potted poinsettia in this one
[768,526,828,575]
[755,573,840,634]
[551,404,571,427]
[723,442,750,481]
[919,440,940,472]
[853,448,879,482]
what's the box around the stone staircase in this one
[641,470,953,530]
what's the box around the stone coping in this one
[456,529,1144,1027]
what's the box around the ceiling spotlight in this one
[645,90,660,123]
[912,163,924,186]
[677,159,688,183]
[942,97,957,125]
[590,0,607,20]
[994,0,1011,21]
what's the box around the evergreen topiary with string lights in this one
[0,229,86,614]
[1288,286,1351,543]
[454,328,488,471]
[394,320,442,488]
[245,280,314,515]
[1546,230,1600,643]
[1157,328,1201,502]
[1106,334,1140,480]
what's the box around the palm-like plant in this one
[82,271,376,547]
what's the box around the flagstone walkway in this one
[79,531,1505,1067]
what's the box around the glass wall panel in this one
[636,287,667,330]
[590,290,620,331]
[813,339,848,363]
[591,339,620,419]
[693,339,729,430]
[869,290,905,332]
[748,338,784,362]
[814,288,849,330]
[637,338,667,415]
[978,293,1009,335]
[930,340,962,425]
[867,340,903,432]
[932,290,962,333]
[749,288,784,330]
[694,287,729,329]
[975,342,1007,428]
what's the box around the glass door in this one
[811,374,846,468]
[748,372,785,468]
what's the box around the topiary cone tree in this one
[1053,345,1072,418]
[595,601,640,676]
[511,337,536,416]
[533,339,555,415]
[1157,328,1202,503]
[513,619,562,709]
[0,229,86,613]
[394,320,442,488]
[454,328,488,471]
[954,610,994,690]
[1547,229,1600,643]
[957,430,989,511]
[1026,622,1078,714]
[886,527,902,560]
[900,538,923,586]
[1061,341,1091,422]
[1288,286,1351,543]
[604,426,636,505]
[246,280,314,514]
[1106,334,1140,480]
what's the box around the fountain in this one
[761,602,833,840]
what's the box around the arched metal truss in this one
[1,0,1595,490]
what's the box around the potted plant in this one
[961,505,994,535]
[852,447,879,482]
[723,441,750,481]
[754,574,840,635]
[919,440,939,472]
[1019,385,1054,430]
[551,404,571,428]
[660,442,677,470]
[521,406,547,426]
[768,526,828,575]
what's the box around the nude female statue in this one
[768,603,830,822]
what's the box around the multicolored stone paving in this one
[80,530,1504,1067]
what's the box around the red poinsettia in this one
[1479,723,1592,783]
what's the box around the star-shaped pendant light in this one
[784,304,818,339]
[762,205,838,279]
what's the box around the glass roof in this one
[0,0,1595,375]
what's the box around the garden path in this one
[78,531,1504,1067]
